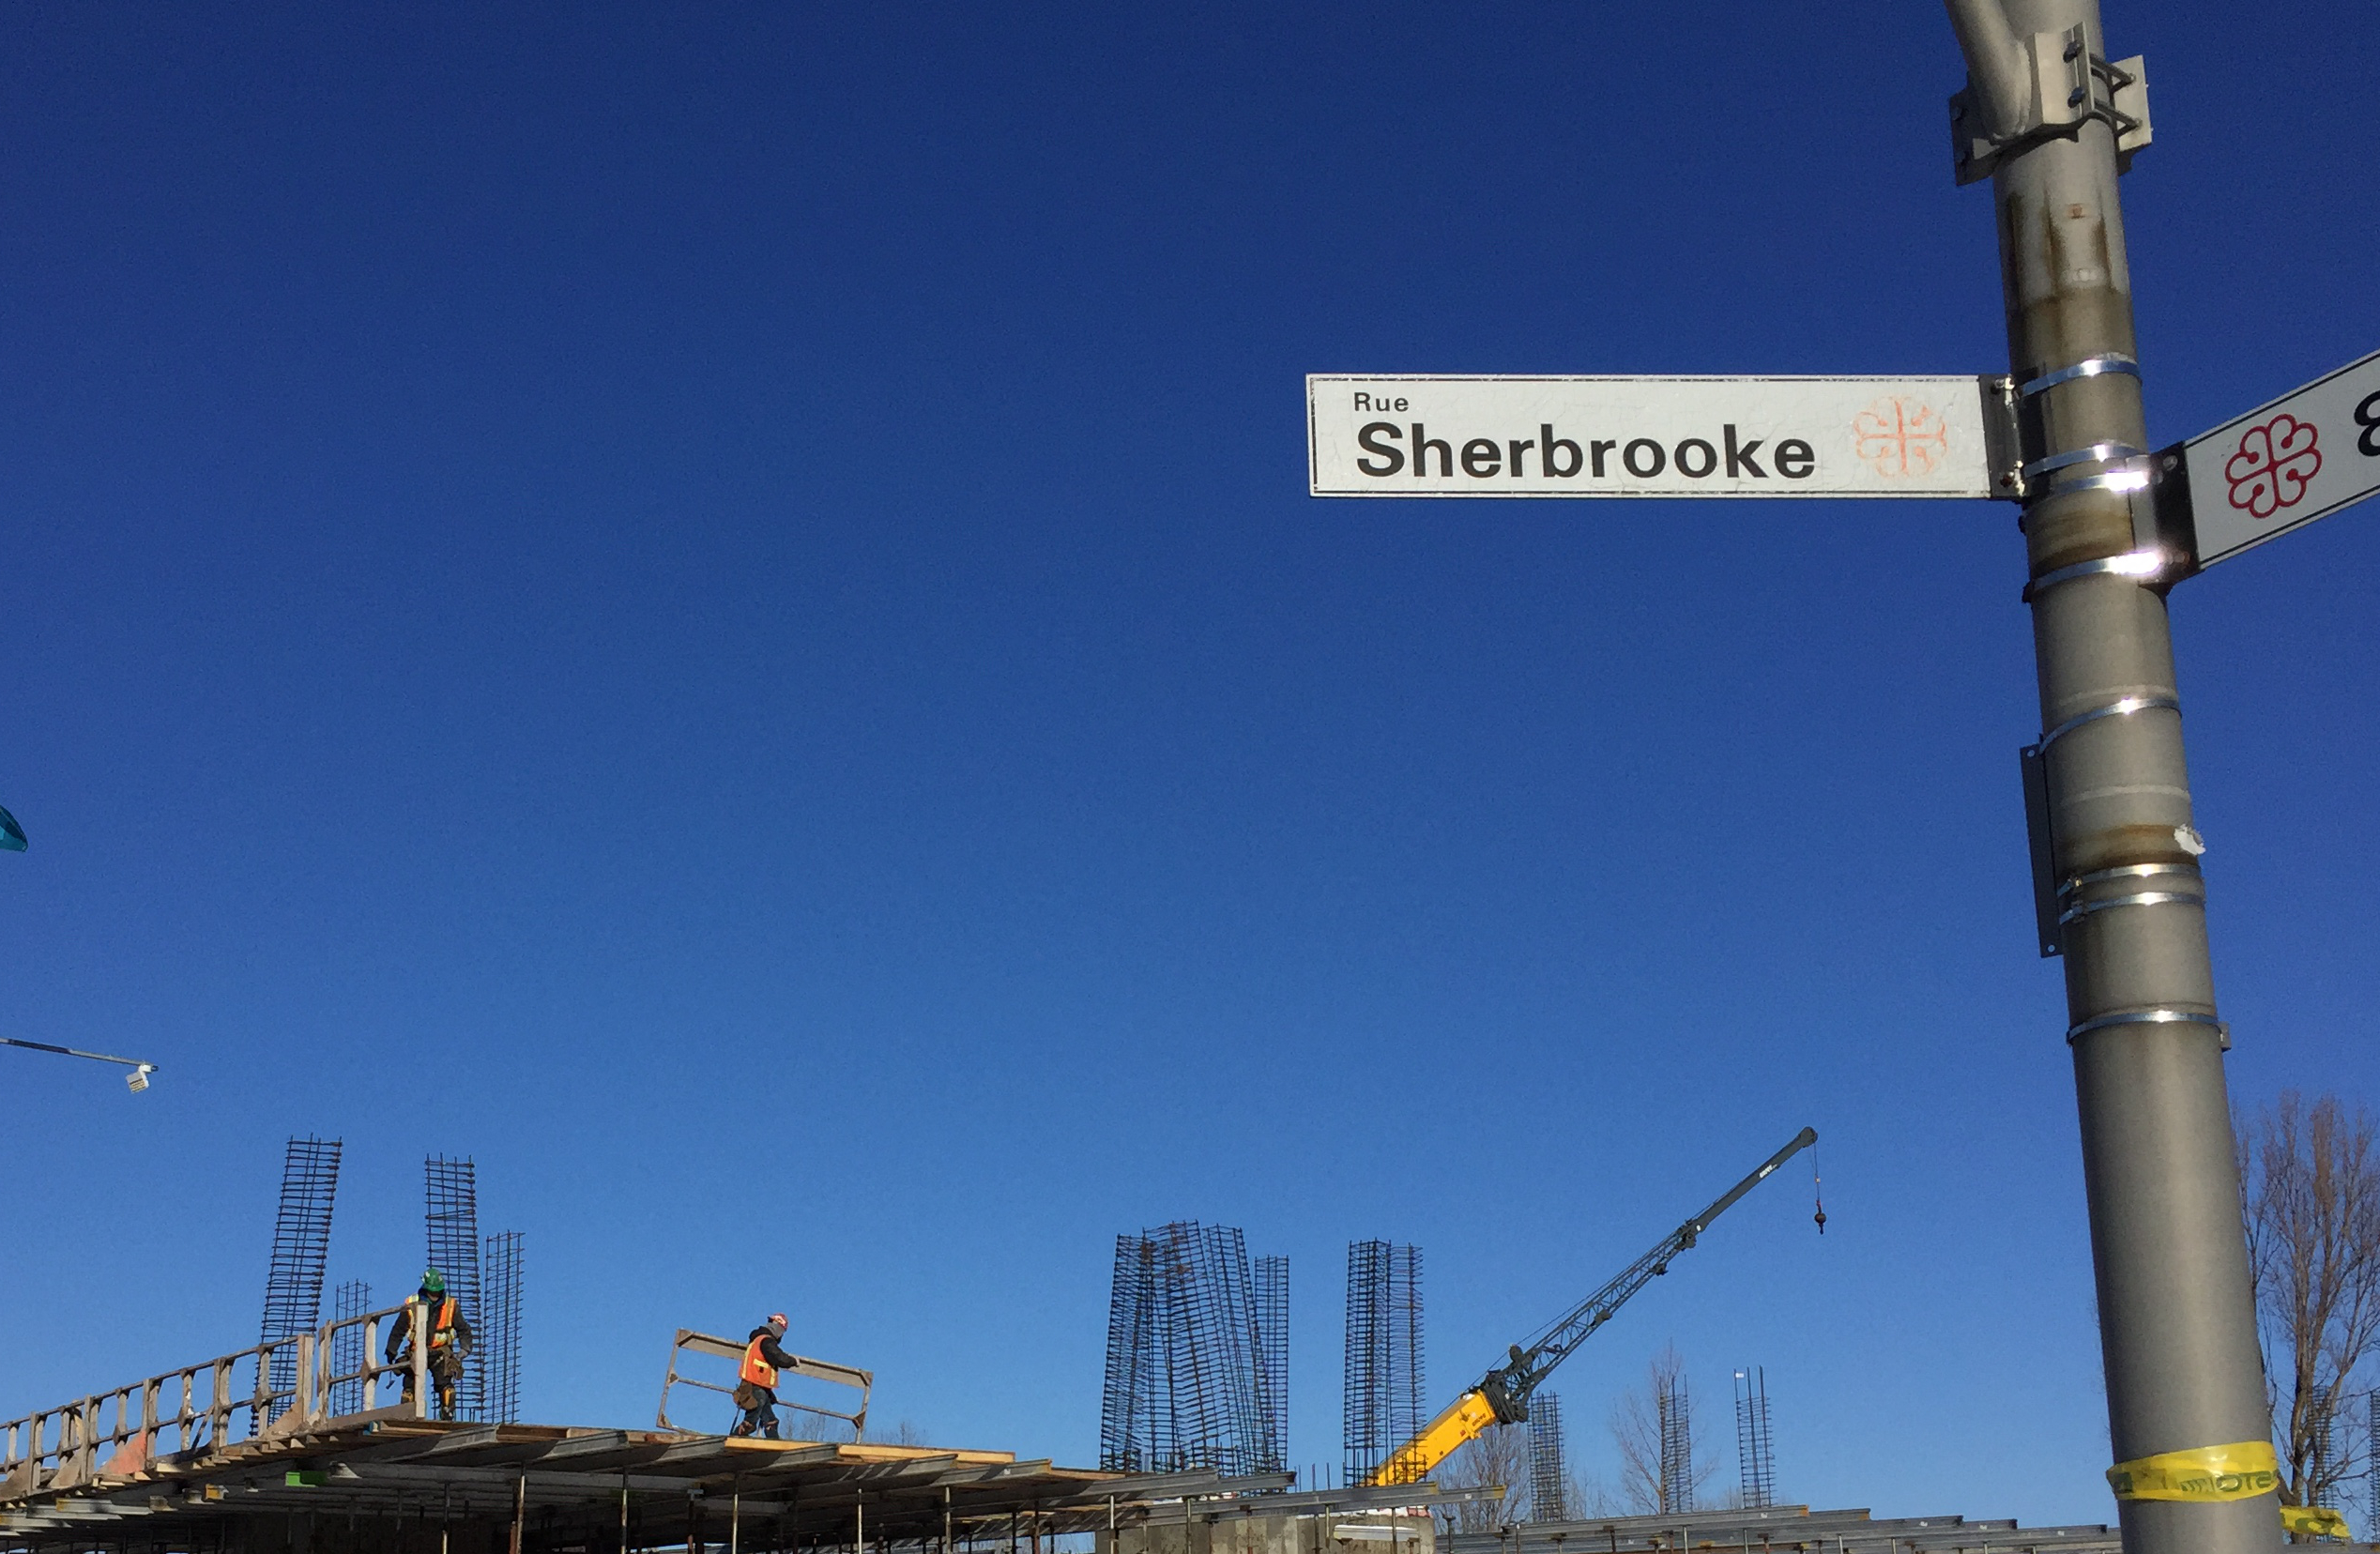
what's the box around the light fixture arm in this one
[1,1035,160,1092]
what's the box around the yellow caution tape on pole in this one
[2105,1440,2280,1501]
[2280,1505,2351,1539]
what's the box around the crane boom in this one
[1364,1126,1817,1486]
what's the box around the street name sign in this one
[2150,349,2380,572]
[1307,373,2005,499]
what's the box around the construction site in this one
[2,1135,2180,1554]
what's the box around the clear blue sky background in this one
[4,0,2374,1530]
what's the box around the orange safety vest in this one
[411,1295,460,1350]
[740,1336,778,1389]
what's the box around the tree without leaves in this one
[1433,1422,1531,1533]
[1432,1420,1623,1531]
[1610,1345,1715,1516]
[2237,1092,2380,1518]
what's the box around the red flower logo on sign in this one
[1852,398,1950,478]
[2224,414,2322,520]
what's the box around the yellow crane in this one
[1365,1127,1819,1485]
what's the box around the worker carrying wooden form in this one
[730,1312,801,1440]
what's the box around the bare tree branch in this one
[2239,1092,2380,1523]
[1434,1423,1531,1532]
[1608,1345,1716,1515]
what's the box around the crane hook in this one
[1811,1141,1826,1234]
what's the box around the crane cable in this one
[1812,1138,1827,1234]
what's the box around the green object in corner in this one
[0,804,23,852]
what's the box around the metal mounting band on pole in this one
[2020,354,2142,397]
[2067,1009,2226,1044]
[2059,888,2206,926]
[2021,550,2171,600]
[2035,694,2180,754]
[2059,861,2201,898]
[2040,465,2151,500]
[2021,442,2143,480]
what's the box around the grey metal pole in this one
[1945,3,2275,1552]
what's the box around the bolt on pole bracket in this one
[1949,23,2150,186]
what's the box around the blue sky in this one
[3,0,2374,1529]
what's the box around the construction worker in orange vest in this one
[386,1268,475,1421]
[729,1313,799,1439]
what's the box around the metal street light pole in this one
[1944,2,2276,1550]
[0,1035,160,1091]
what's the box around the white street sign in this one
[1307,373,1998,499]
[2170,349,2380,570]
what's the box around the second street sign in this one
[2152,348,2380,572]
[1308,373,2004,499]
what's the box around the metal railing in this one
[1,1303,429,1498]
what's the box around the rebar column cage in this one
[1100,1235,1156,1470]
[483,1231,524,1424]
[1099,1222,1274,1475]
[424,1155,485,1421]
[259,1137,342,1422]
[328,1279,372,1417]
[1658,1375,1693,1516]
[1253,1254,1289,1473]
[1733,1367,1775,1511]
[1528,1392,1567,1522]
[2309,1384,2338,1504]
[1342,1241,1424,1485]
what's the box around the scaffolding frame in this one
[258,1138,342,1423]
[424,1156,485,1423]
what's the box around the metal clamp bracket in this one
[2067,1008,2229,1049]
[2021,442,2143,480]
[2020,355,2142,398]
[2021,548,2173,601]
[2042,466,2153,501]
[2035,693,2179,754]
[2057,861,2201,898]
[1951,25,2151,185]
[2058,887,2205,927]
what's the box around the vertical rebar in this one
[424,1156,485,1422]
[1343,1241,1424,1485]
[260,1138,343,1423]
[1253,1255,1289,1474]
[482,1231,525,1424]
[1732,1369,1775,1512]
[1657,1375,1691,1516]
[1529,1392,1568,1522]
[330,1280,372,1418]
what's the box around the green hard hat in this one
[421,1268,446,1294]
